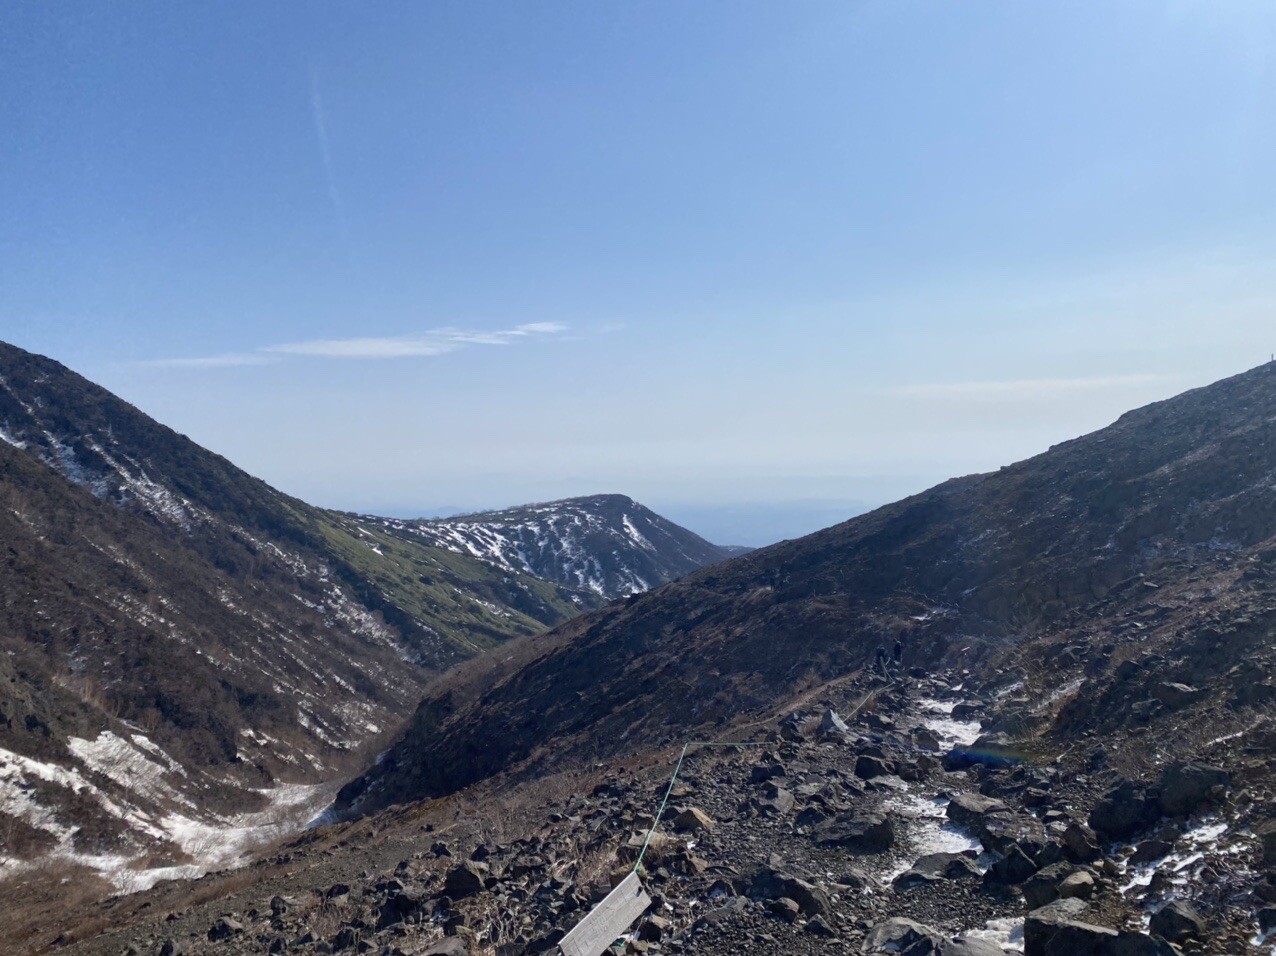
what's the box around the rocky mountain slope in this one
[357,495,748,600]
[5,363,1272,955]
[0,341,587,887]
[338,361,1276,814]
[40,609,1274,955]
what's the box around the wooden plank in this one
[559,870,652,956]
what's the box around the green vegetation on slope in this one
[313,512,587,662]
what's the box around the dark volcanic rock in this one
[812,811,895,853]
[207,916,243,941]
[442,862,487,899]
[946,792,1007,827]
[749,868,833,918]
[1156,761,1229,817]
[1089,780,1159,839]
[985,844,1037,885]
[895,852,982,888]
[1149,899,1205,942]
[862,917,944,954]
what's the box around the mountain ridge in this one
[357,492,748,600]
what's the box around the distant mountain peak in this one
[358,493,744,600]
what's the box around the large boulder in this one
[1157,761,1229,817]
[1152,682,1205,709]
[813,812,895,853]
[946,792,1007,828]
[756,782,796,816]
[748,868,833,918]
[1024,899,1175,956]
[1025,916,1115,955]
[855,754,896,779]
[820,709,850,737]
[1148,899,1204,943]
[1022,862,1080,909]
[985,844,1037,885]
[442,861,487,899]
[894,852,981,888]
[1062,821,1101,862]
[862,918,944,954]
[1089,780,1158,839]
[673,807,714,833]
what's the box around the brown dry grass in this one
[0,859,115,955]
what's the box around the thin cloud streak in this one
[143,322,568,367]
[893,373,1175,400]
[141,353,276,369]
[309,68,347,235]
[265,322,567,358]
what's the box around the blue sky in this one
[3,2,1275,544]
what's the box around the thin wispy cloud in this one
[143,323,568,368]
[141,353,275,369]
[893,373,1174,400]
[309,67,347,235]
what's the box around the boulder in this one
[835,866,876,890]
[1148,900,1204,943]
[750,762,786,783]
[1152,682,1205,709]
[1089,780,1158,839]
[855,754,896,779]
[1058,870,1095,900]
[769,897,801,922]
[805,915,838,937]
[1258,906,1276,934]
[977,814,1050,857]
[1129,838,1173,864]
[442,862,487,899]
[207,917,243,942]
[913,727,943,751]
[862,918,944,954]
[813,812,895,854]
[331,926,360,951]
[985,845,1037,885]
[1022,862,1078,909]
[1107,932,1179,956]
[1023,899,1175,956]
[378,887,423,929]
[637,916,670,942]
[748,868,833,918]
[756,783,795,816]
[779,713,808,741]
[673,807,714,833]
[820,709,849,736]
[1063,821,1101,862]
[946,792,1007,828]
[1157,761,1229,817]
[1024,900,1111,956]
[894,852,981,888]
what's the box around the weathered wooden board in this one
[558,870,651,956]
